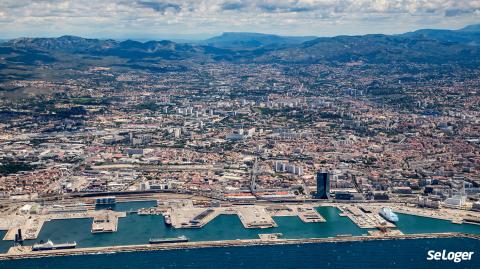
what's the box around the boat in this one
[164,213,172,226]
[149,236,188,244]
[336,234,353,237]
[32,240,77,251]
[379,207,399,223]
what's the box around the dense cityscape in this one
[1,61,479,207]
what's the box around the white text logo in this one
[427,250,474,263]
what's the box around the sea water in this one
[0,237,478,269]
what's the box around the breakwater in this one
[1,232,478,260]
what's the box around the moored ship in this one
[379,207,399,223]
[164,213,172,226]
[149,236,188,244]
[32,240,77,251]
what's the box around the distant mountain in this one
[256,34,480,65]
[199,32,317,49]
[1,24,480,70]
[459,24,480,32]
[96,39,203,60]
[400,24,480,46]
[7,35,117,53]
[5,36,228,61]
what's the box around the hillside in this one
[200,32,317,49]
[1,24,480,74]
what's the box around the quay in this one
[91,211,125,233]
[169,207,225,228]
[2,210,126,240]
[1,232,479,260]
[169,205,278,229]
[237,206,277,228]
[337,205,396,229]
[3,219,45,241]
[266,205,325,223]
[291,205,326,223]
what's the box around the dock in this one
[290,205,326,223]
[91,211,125,233]
[3,219,45,241]
[169,207,225,228]
[267,205,325,223]
[2,210,126,241]
[237,206,277,228]
[137,207,165,215]
[169,205,277,229]
[338,205,396,229]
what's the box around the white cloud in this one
[0,0,478,39]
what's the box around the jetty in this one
[91,211,125,233]
[2,210,126,240]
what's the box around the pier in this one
[2,210,126,241]
[169,207,225,228]
[91,211,125,233]
[169,204,328,229]
[290,205,326,223]
[237,206,277,228]
[3,219,45,241]
[267,205,325,223]
[338,205,396,229]
[169,205,278,229]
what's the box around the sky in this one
[0,0,479,40]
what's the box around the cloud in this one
[221,2,248,11]
[445,8,477,17]
[0,0,478,39]
[135,1,181,13]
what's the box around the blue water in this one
[8,207,364,250]
[1,237,478,269]
[0,230,9,254]
[396,213,480,235]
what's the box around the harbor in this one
[1,199,480,257]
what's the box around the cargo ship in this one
[379,207,399,223]
[32,240,77,251]
[149,236,188,244]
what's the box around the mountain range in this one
[400,24,480,46]
[1,23,479,73]
[199,32,317,49]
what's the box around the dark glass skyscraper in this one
[316,172,330,199]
